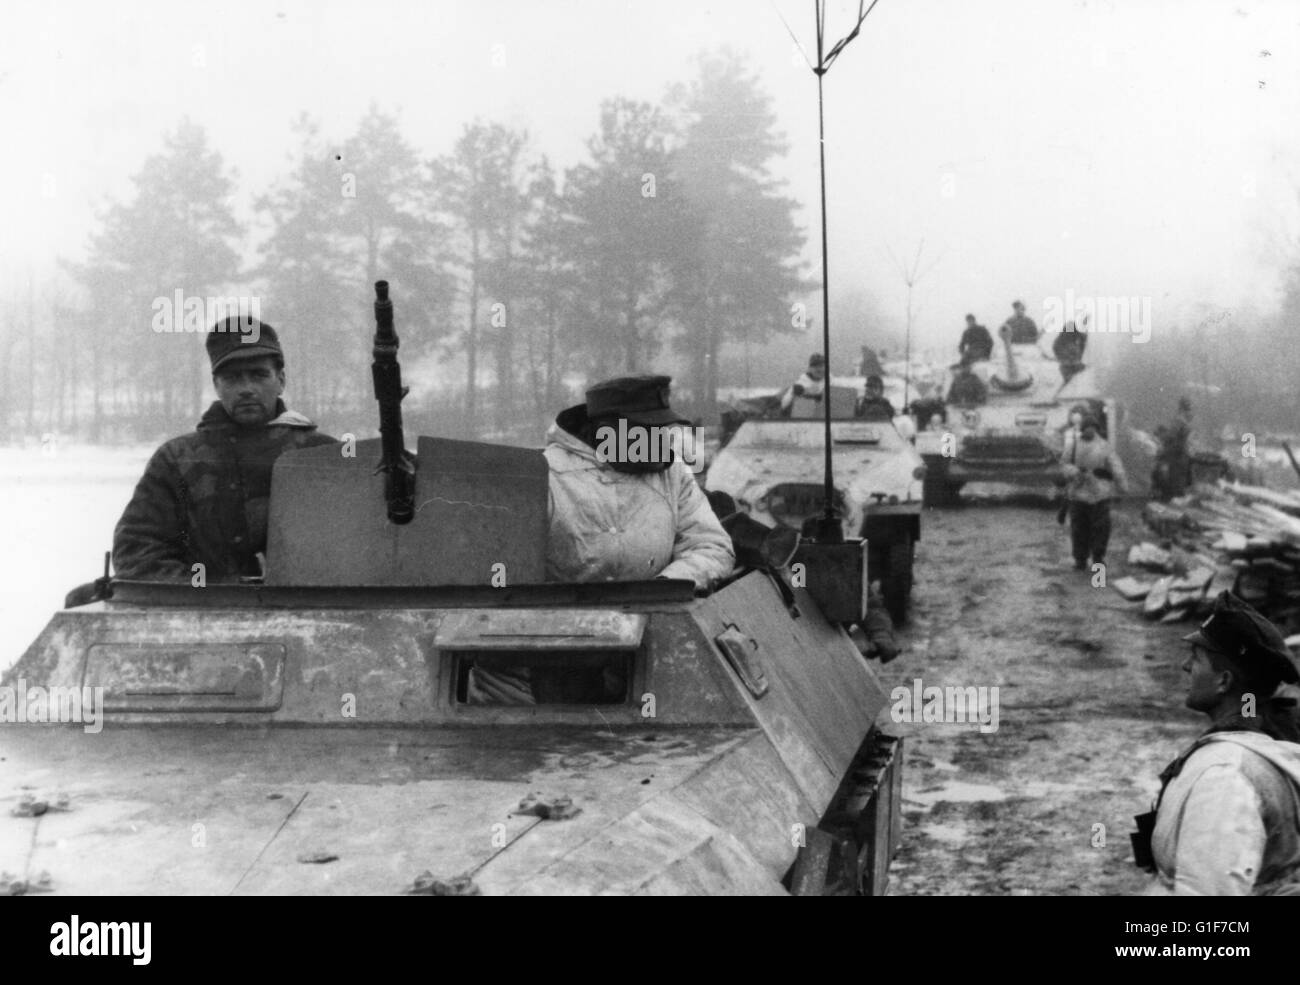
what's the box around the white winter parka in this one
[543,421,735,589]
[1148,730,1300,896]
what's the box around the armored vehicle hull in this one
[2,283,901,897]
[2,574,901,896]
[705,417,924,624]
[914,344,1118,505]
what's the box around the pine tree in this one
[563,98,679,377]
[69,118,244,434]
[429,121,535,433]
[666,49,811,412]
[253,115,356,421]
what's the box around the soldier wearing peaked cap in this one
[1134,591,1300,895]
[465,375,734,706]
[112,316,338,582]
[544,374,734,590]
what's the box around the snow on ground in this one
[0,444,152,672]
[883,499,1198,895]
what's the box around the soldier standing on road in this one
[1151,397,1193,500]
[1136,591,1300,895]
[1054,403,1090,525]
[1061,411,1126,570]
[113,318,338,581]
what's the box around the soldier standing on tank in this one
[1001,300,1040,344]
[1052,320,1087,382]
[1135,591,1300,895]
[113,317,338,581]
[957,314,993,366]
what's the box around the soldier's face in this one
[214,357,285,426]
[1182,646,1228,712]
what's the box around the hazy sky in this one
[3,0,1299,353]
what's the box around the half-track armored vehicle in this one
[1,285,902,897]
[706,385,925,625]
[913,333,1117,506]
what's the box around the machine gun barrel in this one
[371,280,416,524]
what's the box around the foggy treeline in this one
[1106,291,1300,450]
[1099,185,1300,448]
[5,41,1299,453]
[0,49,812,445]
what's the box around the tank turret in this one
[915,337,1120,506]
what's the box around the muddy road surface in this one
[877,493,1201,896]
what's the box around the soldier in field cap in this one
[543,374,733,589]
[113,316,337,581]
[468,374,735,704]
[1135,591,1300,895]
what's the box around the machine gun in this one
[265,278,548,585]
[371,280,416,524]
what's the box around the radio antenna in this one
[802,0,884,542]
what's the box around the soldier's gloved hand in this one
[1061,464,1080,480]
[791,384,806,397]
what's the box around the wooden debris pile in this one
[1118,481,1300,634]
